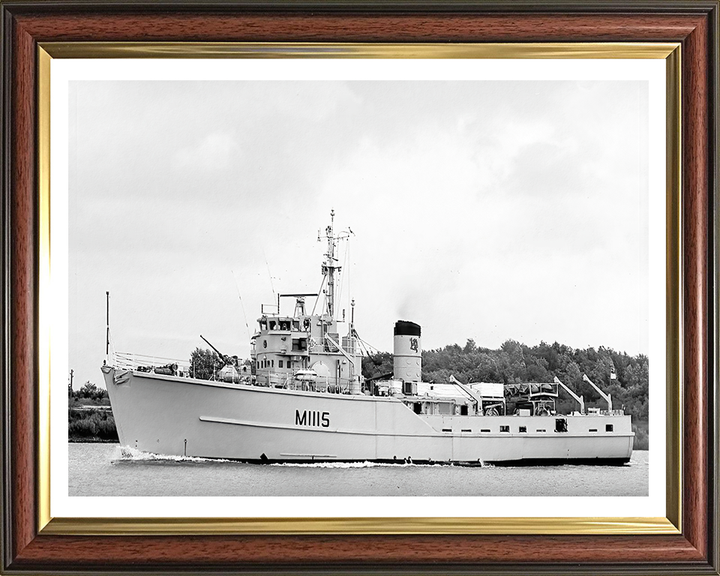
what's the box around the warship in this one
[101,211,634,465]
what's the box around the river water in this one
[69,443,648,497]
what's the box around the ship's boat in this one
[101,212,634,465]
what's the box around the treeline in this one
[69,381,111,406]
[362,339,649,449]
[68,381,118,442]
[68,407,118,441]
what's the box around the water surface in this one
[69,443,649,497]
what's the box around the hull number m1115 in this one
[295,410,330,428]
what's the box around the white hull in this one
[103,368,634,464]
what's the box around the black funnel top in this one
[394,320,421,337]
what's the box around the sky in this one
[68,79,649,388]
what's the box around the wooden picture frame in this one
[1,1,717,573]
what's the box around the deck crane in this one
[582,373,613,412]
[449,375,483,414]
[553,376,585,414]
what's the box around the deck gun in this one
[200,335,238,367]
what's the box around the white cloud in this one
[173,132,240,171]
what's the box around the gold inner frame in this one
[36,41,682,536]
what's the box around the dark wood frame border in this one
[1,1,717,573]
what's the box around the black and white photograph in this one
[59,60,662,511]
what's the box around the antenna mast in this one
[321,209,340,319]
[105,291,110,358]
[318,210,354,321]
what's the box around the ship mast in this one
[320,209,341,319]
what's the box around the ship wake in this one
[109,447,495,467]
[111,446,233,464]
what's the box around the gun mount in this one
[200,334,237,367]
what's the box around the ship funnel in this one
[393,320,421,382]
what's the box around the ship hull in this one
[102,368,634,464]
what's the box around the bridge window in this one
[292,339,308,351]
[460,405,469,416]
[414,403,422,414]
[555,418,568,433]
[278,360,283,368]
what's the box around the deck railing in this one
[112,351,191,375]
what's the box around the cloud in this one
[246,82,362,123]
[173,132,241,171]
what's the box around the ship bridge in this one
[250,211,362,395]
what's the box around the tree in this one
[78,381,105,401]
[361,352,394,380]
[189,347,221,380]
